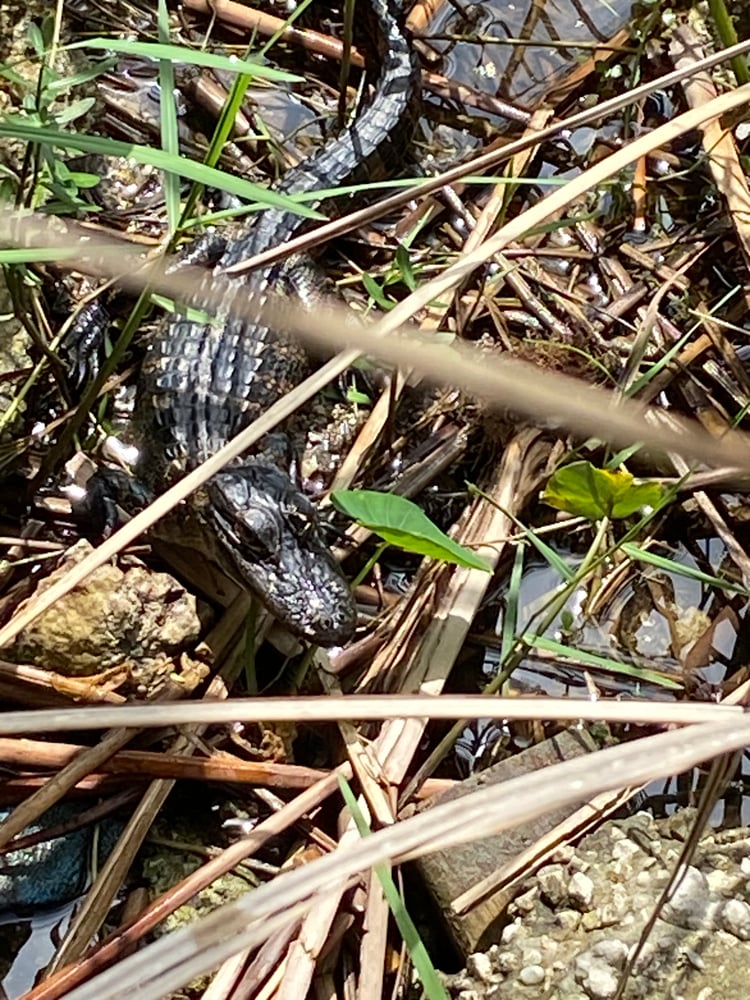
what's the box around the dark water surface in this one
[426,0,636,105]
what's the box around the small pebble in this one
[662,867,710,930]
[596,904,620,928]
[556,909,581,931]
[589,939,629,967]
[612,839,639,861]
[537,864,566,905]
[684,947,705,970]
[720,898,750,940]
[521,948,542,967]
[466,952,493,983]
[568,871,595,910]
[582,911,601,931]
[581,963,618,999]
[574,942,627,1000]
[518,965,545,987]
[514,887,538,913]
[495,950,519,973]
[501,921,520,944]
[553,845,575,863]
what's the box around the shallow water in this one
[425,0,636,106]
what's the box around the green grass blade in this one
[338,777,450,1000]
[520,523,576,582]
[67,38,300,82]
[0,120,324,216]
[256,0,317,59]
[0,247,79,264]
[625,329,693,396]
[180,0,318,223]
[523,633,684,689]
[467,488,576,582]
[501,540,525,663]
[620,542,750,596]
[202,75,249,174]
[43,57,118,96]
[605,443,644,468]
[157,0,180,233]
[177,38,258,223]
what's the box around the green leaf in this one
[331,489,492,571]
[605,443,645,469]
[20,95,39,115]
[395,243,416,290]
[27,22,45,59]
[39,14,55,51]
[543,460,664,520]
[49,158,73,182]
[345,387,372,405]
[0,64,27,88]
[362,272,394,310]
[51,97,96,125]
[67,171,101,189]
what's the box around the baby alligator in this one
[135,1,420,645]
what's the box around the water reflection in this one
[424,0,635,104]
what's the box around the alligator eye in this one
[231,507,281,560]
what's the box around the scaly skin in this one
[136,1,420,645]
